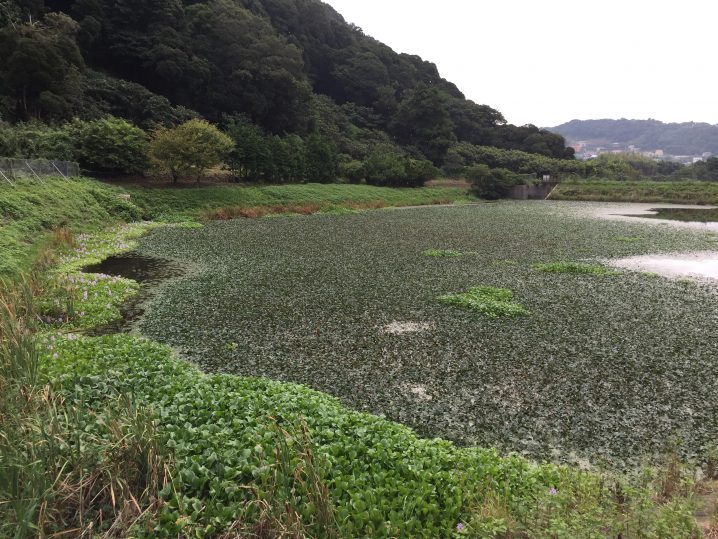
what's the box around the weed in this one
[614,235,642,243]
[532,261,620,276]
[438,286,530,317]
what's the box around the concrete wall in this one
[509,182,559,200]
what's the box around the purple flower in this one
[53,352,58,359]
[456,523,465,532]
[549,487,557,496]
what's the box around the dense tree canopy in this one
[0,0,573,166]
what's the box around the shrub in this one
[467,165,525,200]
[363,152,437,188]
[0,122,76,160]
[149,119,234,184]
[71,116,149,175]
[339,159,365,184]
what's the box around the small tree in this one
[149,119,234,184]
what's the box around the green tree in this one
[72,116,148,175]
[225,118,270,181]
[389,84,456,165]
[149,118,233,183]
[0,13,84,120]
[304,134,337,183]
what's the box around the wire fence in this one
[0,158,80,185]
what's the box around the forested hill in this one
[551,119,718,155]
[0,0,573,165]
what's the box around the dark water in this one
[646,207,718,222]
[83,252,184,335]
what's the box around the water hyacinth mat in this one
[133,201,718,468]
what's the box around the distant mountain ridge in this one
[550,119,718,156]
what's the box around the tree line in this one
[0,0,575,168]
[0,116,439,186]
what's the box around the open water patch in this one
[83,252,185,334]
[607,251,718,281]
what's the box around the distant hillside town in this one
[569,141,712,165]
[550,118,718,164]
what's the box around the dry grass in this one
[425,178,471,189]
[203,197,459,221]
[217,421,338,539]
[0,276,171,538]
[204,202,326,220]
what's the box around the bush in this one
[363,152,436,188]
[71,117,149,175]
[339,159,365,184]
[0,122,76,161]
[467,165,524,200]
[149,119,234,184]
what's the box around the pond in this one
[116,201,718,467]
[83,252,185,334]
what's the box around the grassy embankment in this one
[0,177,712,537]
[550,180,718,205]
[0,177,469,276]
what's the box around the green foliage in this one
[0,181,709,538]
[338,158,365,184]
[531,261,620,276]
[0,13,85,120]
[447,143,582,178]
[0,121,76,160]
[0,0,575,167]
[0,116,149,174]
[389,83,457,164]
[0,178,147,276]
[438,286,530,317]
[551,180,718,204]
[133,201,718,467]
[647,207,718,222]
[304,133,338,183]
[682,156,718,181]
[149,119,234,183]
[71,116,148,175]
[0,277,170,538]
[614,236,642,243]
[360,151,438,187]
[467,165,525,200]
[78,70,198,130]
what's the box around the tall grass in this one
[0,276,170,538]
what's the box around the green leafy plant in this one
[438,286,530,317]
[532,261,619,276]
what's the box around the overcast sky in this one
[323,0,717,127]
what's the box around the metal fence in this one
[0,158,80,185]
